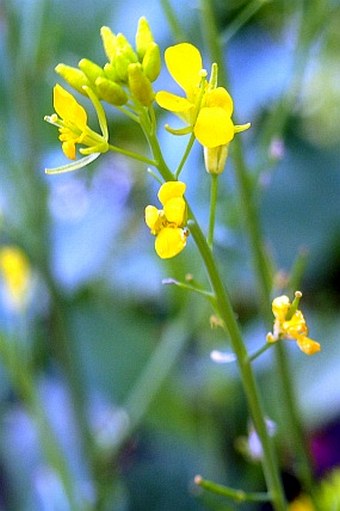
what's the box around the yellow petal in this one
[204,87,233,115]
[164,197,186,226]
[194,107,235,148]
[145,205,162,233]
[164,43,202,97]
[155,91,193,113]
[53,84,87,128]
[272,295,290,321]
[155,227,187,259]
[158,181,186,206]
[62,140,77,160]
[296,336,321,355]
[284,310,308,338]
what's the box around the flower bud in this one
[203,144,229,174]
[142,42,161,82]
[103,62,119,82]
[128,63,154,106]
[95,77,128,106]
[55,64,90,95]
[100,26,117,61]
[115,34,138,82]
[135,17,154,59]
[78,58,105,85]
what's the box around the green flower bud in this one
[142,42,161,82]
[78,58,105,85]
[128,63,154,106]
[135,17,154,59]
[115,34,138,82]
[103,62,119,82]
[55,64,90,95]
[116,33,138,62]
[95,77,128,106]
[203,144,229,175]
[100,26,117,61]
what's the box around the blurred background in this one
[0,0,340,509]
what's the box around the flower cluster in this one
[145,181,188,259]
[44,17,160,172]
[55,17,160,109]
[267,292,321,355]
[156,43,250,173]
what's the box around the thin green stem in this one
[160,0,186,42]
[0,334,81,511]
[275,344,315,492]
[175,133,196,178]
[195,475,271,503]
[145,119,287,511]
[232,139,273,314]
[250,341,273,362]
[108,144,157,166]
[188,216,286,511]
[207,174,218,249]
[221,0,270,44]
[232,135,316,496]
[199,0,228,86]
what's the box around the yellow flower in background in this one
[145,181,188,259]
[267,292,321,355]
[45,84,108,160]
[155,43,250,149]
[288,495,315,510]
[0,246,31,309]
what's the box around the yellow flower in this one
[145,181,188,259]
[288,495,315,511]
[0,246,31,309]
[155,43,250,149]
[45,84,108,160]
[267,292,321,355]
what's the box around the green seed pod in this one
[95,77,128,106]
[55,64,90,95]
[128,63,154,106]
[100,26,117,61]
[78,58,105,85]
[135,17,154,59]
[142,42,161,82]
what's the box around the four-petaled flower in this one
[267,292,321,355]
[145,181,188,259]
[155,43,250,149]
[45,84,108,160]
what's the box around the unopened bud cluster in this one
[56,17,160,107]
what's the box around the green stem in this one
[195,475,271,503]
[250,341,273,362]
[175,133,196,178]
[160,0,186,42]
[232,135,316,497]
[145,122,286,510]
[207,174,218,249]
[108,144,157,166]
[199,0,228,86]
[0,334,81,511]
[221,0,270,44]
[188,216,286,511]
[232,139,273,315]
